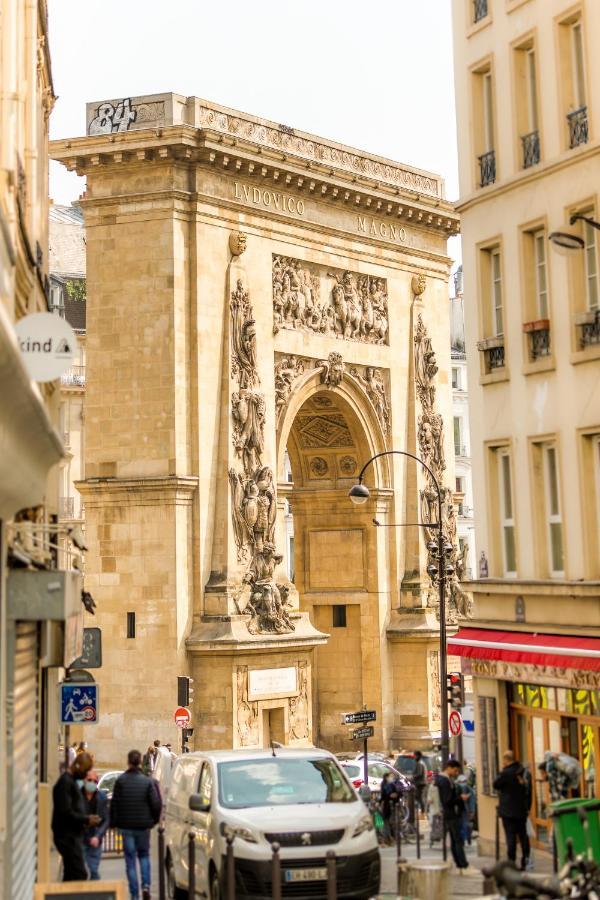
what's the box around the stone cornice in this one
[50,127,459,238]
[464,577,600,597]
[76,475,198,503]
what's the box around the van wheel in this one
[166,855,186,900]
[210,870,221,900]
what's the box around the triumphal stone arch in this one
[52,94,461,764]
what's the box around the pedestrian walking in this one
[435,760,478,876]
[141,745,156,776]
[82,770,110,880]
[493,750,532,870]
[110,749,162,900]
[412,750,428,813]
[52,751,101,881]
[456,774,476,845]
[380,772,400,844]
[538,751,581,801]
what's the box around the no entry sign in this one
[449,709,463,737]
[174,706,191,728]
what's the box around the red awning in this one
[448,628,600,672]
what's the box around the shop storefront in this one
[449,627,600,852]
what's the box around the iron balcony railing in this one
[477,337,506,372]
[478,150,496,187]
[521,130,540,169]
[578,310,600,348]
[59,497,75,519]
[61,365,86,387]
[568,106,588,149]
[528,326,551,360]
[473,0,488,23]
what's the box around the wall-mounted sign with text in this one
[15,312,77,382]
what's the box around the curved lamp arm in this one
[355,449,443,526]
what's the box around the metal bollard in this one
[158,826,166,900]
[408,788,416,825]
[415,801,421,859]
[552,831,558,873]
[188,831,195,900]
[226,835,235,900]
[326,850,337,900]
[395,803,402,859]
[271,841,282,900]
[495,807,500,862]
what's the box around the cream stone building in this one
[451,0,600,855]
[52,94,463,766]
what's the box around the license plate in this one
[284,867,328,882]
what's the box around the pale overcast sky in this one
[48,0,460,264]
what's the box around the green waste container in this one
[551,797,600,865]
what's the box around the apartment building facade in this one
[451,0,600,854]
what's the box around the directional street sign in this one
[351,725,374,741]
[449,709,463,738]
[60,682,99,724]
[174,706,191,728]
[341,710,376,725]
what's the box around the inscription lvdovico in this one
[233,181,410,246]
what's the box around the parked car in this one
[164,748,380,899]
[338,758,410,798]
[393,751,442,784]
[97,769,122,799]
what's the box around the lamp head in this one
[349,483,370,505]
[548,227,584,254]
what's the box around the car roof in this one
[179,748,335,764]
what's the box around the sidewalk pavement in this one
[99,827,554,898]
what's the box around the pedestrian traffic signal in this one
[177,675,192,707]
[447,671,464,709]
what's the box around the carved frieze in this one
[272,255,388,345]
[236,667,259,747]
[274,356,306,424]
[319,351,345,386]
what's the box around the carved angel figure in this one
[351,366,390,435]
[275,357,304,422]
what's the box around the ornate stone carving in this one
[412,273,427,297]
[272,256,388,345]
[230,279,259,390]
[289,662,310,741]
[232,390,265,473]
[309,457,328,477]
[349,366,390,436]
[236,667,259,746]
[229,231,247,257]
[338,455,357,476]
[319,352,345,387]
[244,545,295,634]
[413,313,472,623]
[274,356,306,424]
[297,415,353,450]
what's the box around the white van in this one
[164,748,380,899]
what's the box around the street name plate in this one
[351,725,374,741]
[341,709,376,724]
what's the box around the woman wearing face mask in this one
[81,770,109,880]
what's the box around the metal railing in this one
[568,106,588,148]
[478,342,505,371]
[61,365,86,387]
[528,326,551,360]
[478,150,496,187]
[579,311,600,347]
[521,130,540,168]
[473,0,488,22]
[59,497,75,519]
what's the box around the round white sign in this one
[14,312,77,382]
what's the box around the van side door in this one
[189,761,213,896]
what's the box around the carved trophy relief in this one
[349,365,391,437]
[274,356,306,424]
[236,667,259,747]
[289,662,310,741]
[272,255,388,345]
[230,279,260,390]
[413,313,472,622]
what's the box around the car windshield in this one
[395,757,416,775]
[218,758,357,808]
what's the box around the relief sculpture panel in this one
[272,255,388,345]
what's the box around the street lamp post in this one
[348,449,453,767]
[549,213,600,251]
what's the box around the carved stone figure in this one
[414,315,438,410]
[274,356,305,423]
[232,389,265,473]
[236,667,259,746]
[230,279,259,390]
[244,543,295,634]
[229,231,247,257]
[350,366,390,436]
[289,663,310,741]
[272,255,389,345]
[412,273,426,297]
[319,351,344,387]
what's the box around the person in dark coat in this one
[494,750,532,870]
[110,749,162,900]
[52,751,101,881]
[412,751,428,813]
[81,770,110,879]
[435,760,478,876]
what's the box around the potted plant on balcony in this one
[522,318,550,333]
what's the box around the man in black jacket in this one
[52,751,101,880]
[493,750,531,870]
[435,760,478,876]
[110,749,162,900]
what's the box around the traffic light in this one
[177,676,195,707]
[447,671,464,710]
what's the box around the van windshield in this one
[217,758,357,808]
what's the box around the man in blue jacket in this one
[110,749,162,900]
[81,770,110,879]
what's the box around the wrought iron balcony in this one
[568,106,588,148]
[575,309,600,347]
[473,0,488,22]
[478,150,496,187]
[477,336,505,372]
[61,365,86,387]
[455,444,469,458]
[521,130,540,169]
[523,320,551,360]
[59,497,75,519]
